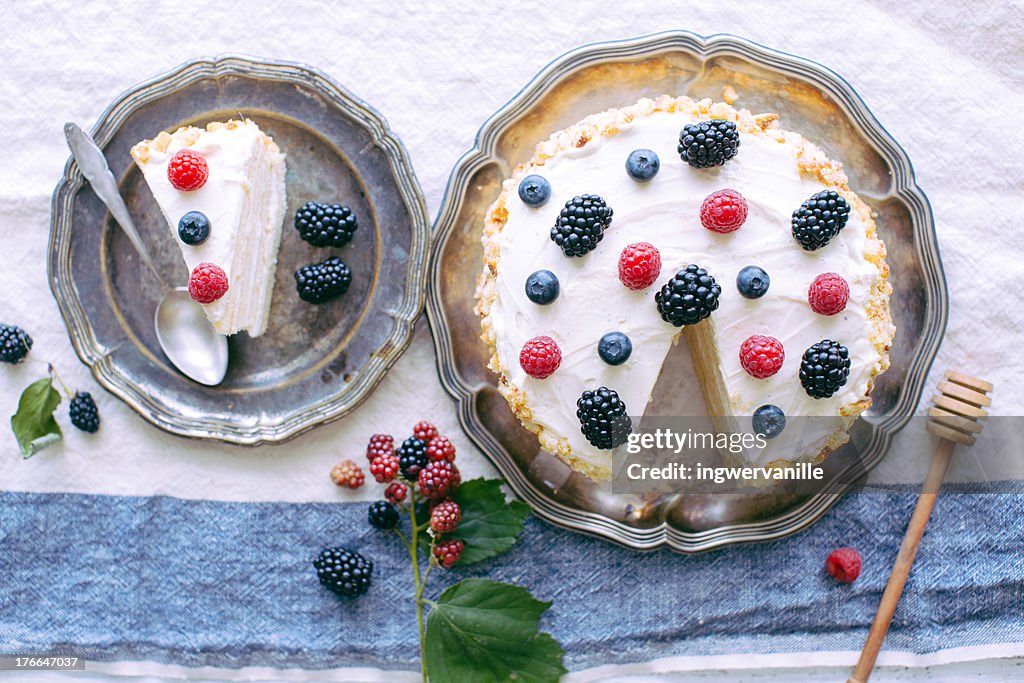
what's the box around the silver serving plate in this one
[50,56,429,444]
[426,32,947,551]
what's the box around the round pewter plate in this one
[50,56,429,444]
[427,32,947,552]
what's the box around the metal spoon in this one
[64,123,229,386]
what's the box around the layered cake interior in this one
[130,119,286,337]
[475,96,894,481]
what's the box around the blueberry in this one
[518,174,551,207]
[178,211,210,245]
[753,404,786,439]
[598,331,632,366]
[736,265,770,299]
[625,149,660,182]
[525,269,559,305]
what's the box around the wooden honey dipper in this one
[847,370,992,683]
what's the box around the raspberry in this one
[330,459,365,489]
[418,460,461,500]
[678,120,740,168]
[314,547,372,596]
[826,547,862,583]
[367,500,400,530]
[550,194,613,257]
[68,392,100,433]
[519,335,561,380]
[618,242,662,290]
[808,273,850,316]
[369,452,400,483]
[739,335,785,379]
[0,324,32,364]
[187,262,229,304]
[166,148,209,191]
[412,420,439,443]
[427,435,456,462]
[385,482,408,505]
[366,433,395,462]
[397,437,429,479]
[700,189,748,233]
[433,539,464,568]
[577,386,632,450]
[430,500,461,534]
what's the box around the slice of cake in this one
[475,96,895,481]
[130,119,286,337]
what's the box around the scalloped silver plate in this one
[50,56,429,444]
[427,32,947,551]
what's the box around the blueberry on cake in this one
[130,119,287,337]
[474,96,895,481]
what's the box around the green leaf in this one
[10,377,63,458]
[425,578,566,683]
[450,478,530,564]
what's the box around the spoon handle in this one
[64,123,168,290]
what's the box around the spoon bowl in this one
[156,288,229,386]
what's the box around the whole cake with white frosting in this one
[475,95,894,481]
[131,119,287,337]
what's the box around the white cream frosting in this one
[487,108,891,473]
[132,120,286,337]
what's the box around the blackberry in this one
[430,500,461,533]
[295,201,358,248]
[576,386,632,450]
[0,323,32,364]
[550,194,613,257]
[799,339,851,399]
[313,547,373,596]
[294,256,352,304]
[655,265,721,327]
[68,392,100,433]
[678,120,739,168]
[791,190,851,251]
[418,460,461,500]
[367,501,400,530]
[397,436,428,480]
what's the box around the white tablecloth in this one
[1,0,1022,680]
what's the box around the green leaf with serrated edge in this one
[10,377,62,458]
[450,478,530,564]
[425,578,566,683]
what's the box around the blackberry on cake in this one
[295,201,358,248]
[550,194,613,257]
[294,256,352,304]
[799,339,852,399]
[576,387,631,450]
[655,265,721,327]
[0,323,32,364]
[792,190,851,251]
[678,119,740,168]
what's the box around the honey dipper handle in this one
[847,439,956,683]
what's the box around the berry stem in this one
[407,486,428,683]
[47,364,73,400]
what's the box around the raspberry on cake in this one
[130,119,286,337]
[474,96,894,481]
